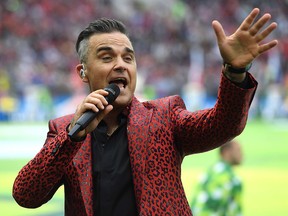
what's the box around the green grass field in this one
[1,119,288,215]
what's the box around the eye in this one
[123,55,133,63]
[102,55,112,62]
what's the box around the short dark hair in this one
[76,18,128,62]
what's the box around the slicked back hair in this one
[76,18,128,63]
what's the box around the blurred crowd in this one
[0,0,287,121]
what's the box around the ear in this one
[76,64,88,83]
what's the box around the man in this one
[191,140,243,215]
[13,8,277,216]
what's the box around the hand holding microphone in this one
[68,84,120,139]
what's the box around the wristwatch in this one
[223,62,252,74]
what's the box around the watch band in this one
[223,62,252,74]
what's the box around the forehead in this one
[88,32,133,51]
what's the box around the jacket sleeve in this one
[171,72,257,156]
[12,115,84,208]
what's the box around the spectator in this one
[190,140,243,216]
[0,1,287,121]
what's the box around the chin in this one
[115,95,133,107]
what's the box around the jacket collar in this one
[126,96,153,209]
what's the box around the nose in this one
[113,66,126,73]
[113,57,127,73]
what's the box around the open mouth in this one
[109,78,127,89]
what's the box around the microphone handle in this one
[68,110,97,139]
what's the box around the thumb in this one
[212,20,226,44]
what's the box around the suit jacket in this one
[13,73,257,216]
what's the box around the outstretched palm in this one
[213,8,278,68]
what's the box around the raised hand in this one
[212,8,278,68]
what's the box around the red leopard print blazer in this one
[13,73,257,215]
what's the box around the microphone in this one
[68,84,120,139]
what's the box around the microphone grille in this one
[104,84,120,103]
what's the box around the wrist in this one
[222,67,246,83]
[222,62,252,83]
[223,62,252,74]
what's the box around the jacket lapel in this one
[127,97,153,208]
[73,134,93,215]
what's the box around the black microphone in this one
[68,83,120,139]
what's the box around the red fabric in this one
[13,73,257,216]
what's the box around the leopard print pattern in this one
[13,73,257,215]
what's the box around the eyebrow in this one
[96,46,134,55]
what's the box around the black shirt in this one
[92,115,138,216]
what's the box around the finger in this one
[239,8,260,31]
[255,22,278,42]
[85,95,110,112]
[90,94,107,107]
[80,94,104,112]
[249,13,272,36]
[91,90,109,105]
[82,94,107,113]
[212,20,226,44]
[79,102,99,114]
[258,40,278,54]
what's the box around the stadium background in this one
[0,0,287,215]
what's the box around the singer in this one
[13,8,278,216]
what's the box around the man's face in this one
[81,32,137,108]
